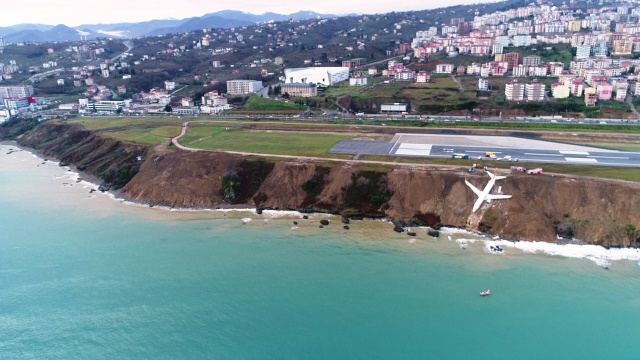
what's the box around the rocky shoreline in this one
[4,121,640,247]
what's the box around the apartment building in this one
[584,87,597,106]
[551,83,570,98]
[522,55,541,66]
[525,82,546,101]
[0,85,34,99]
[226,80,263,95]
[505,80,525,101]
[503,52,520,70]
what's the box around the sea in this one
[1,143,640,359]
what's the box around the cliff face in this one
[122,150,640,247]
[15,122,640,247]
[18,121,146,188]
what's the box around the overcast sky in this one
[0,0,483,27]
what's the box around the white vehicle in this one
[465,171,512,213]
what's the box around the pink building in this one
[596,83,612,100]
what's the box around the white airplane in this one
[465,171,512,213]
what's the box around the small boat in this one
[480,290,491,296]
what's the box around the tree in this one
[164,104,172,112]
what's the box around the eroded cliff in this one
[10,121,640,247]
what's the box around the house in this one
[416,71,431,83]
[164,81,176,91]
[349,76,368,86]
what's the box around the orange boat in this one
[480,290,491,296]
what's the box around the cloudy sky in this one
[0,0,482,27]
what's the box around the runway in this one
[328,134,640,167]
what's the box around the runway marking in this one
[560,151,589,155]
[587,155,629,160]
[524,153,564,157]
[565,157,598,163]
[395,143,432,156]
[389,134,403,154]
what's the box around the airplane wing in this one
[465,180,483,197]
[486,194,512,200]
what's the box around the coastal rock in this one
[428,230,440,238]
[320,219,330,226]
[343,225,350,230]
[341,217,350,224]
[407,231,417,236]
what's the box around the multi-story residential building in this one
[576,45,591,59]
[522,55,541,66]
[395,69,416,81]
[349,76,368,86]
[491,65,507,76]
[512,35,531,47]
[416,71,431,83]
[478,78,489,91]
[226,80,264,95]
[584,87,597,106]
[0,85,34,100]
[533,65,548,77]
[503,52,520,70]
[551,83,570,98]
[435,64,455,74]
[281,83,317,97]
[596,83,613,100]
[457,65,466,74]
[568,20,582,32]
[492,44,504,54]
[201,91,228,106]
[612,39,633,55]
[512,65,528,77]
[525,82,546,101]
[592,42,608,57]
[635,81,640,96]
[505,80,525,101]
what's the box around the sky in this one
[0,0,481,27]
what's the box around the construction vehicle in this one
[452,153,469,159]
[527,168,543,175]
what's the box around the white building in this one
[525,82,546,102]
[349,76,368,86]
[226,80,263,95]
[505,80,525,101]
[478,78,489,91]
[435,64,454,74]
[284,67,349,86]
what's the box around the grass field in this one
[68,117,183,145]
[243,96,304,111]
[179,125,353,157]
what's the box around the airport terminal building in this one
[283,67,349,86]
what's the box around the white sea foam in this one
[242,218,252,223]
[486,239,640,266]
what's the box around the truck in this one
[485,151,497,158]
[510,166,526,172]
[452,153,469,159]
[527,168,543,175]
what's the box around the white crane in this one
[465,171,512,213]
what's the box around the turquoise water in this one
[1,146,640,359]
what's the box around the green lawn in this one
[68,117,183,145]
[179,125,352,156]
[68,117,182,131]
[101,126,182,145]
[243,96,304,111]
